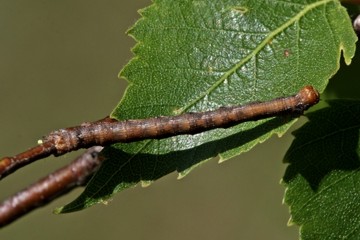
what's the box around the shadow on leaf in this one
[60,116,294,213]
[283,100,360,191]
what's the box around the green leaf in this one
[56,0,356,213]
[283,100,360,239]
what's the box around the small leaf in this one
[57,0,356,213]
[283,100,360,239]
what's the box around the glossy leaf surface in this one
[57,0,356,213]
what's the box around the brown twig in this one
[0,142,56,179]
[0,86,320,180]
[0,146,104,228]
[0,117,112,180]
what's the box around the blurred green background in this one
[0,1,358,239]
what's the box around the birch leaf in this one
[57,0,356,213]
[283,100,360,239]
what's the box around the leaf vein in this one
[179,0,333,113]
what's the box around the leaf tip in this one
[53,207,63,215]
[177,171,188,179]
[287,216,295,227]
[141,180,153,187]
[340,41,357,66]
[218,156,227,164]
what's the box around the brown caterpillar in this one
[45,86,319,155]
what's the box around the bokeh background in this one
[0,1,358,239]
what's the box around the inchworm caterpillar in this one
[0,85,319,179]
[46,86,319,155]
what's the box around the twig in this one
[0,146,104,228]
[0,86,320,180]
[0,142,55,179]
[0,117,112,179]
